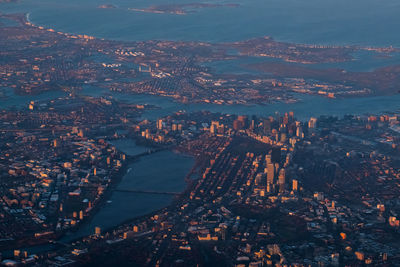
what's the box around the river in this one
[61,139,194,242]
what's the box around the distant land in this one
[247,61,400,95]
[1,13,400,106]
[129,3,240,15]
[97,4,117,9]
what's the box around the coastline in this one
[2,10,394,50]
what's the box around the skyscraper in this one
[267,163,275,185]
[292,179,298,191]
[308,117,318,129]
[278,168,285,192]
[157,119,163,130]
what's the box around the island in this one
[97,4,117,9]
[129,3,240,15]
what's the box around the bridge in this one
[114,189,181,196]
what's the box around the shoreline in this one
[59,144,193,243]
[0,142,176,254]
[0,12,394,51]
[77,147,198,241]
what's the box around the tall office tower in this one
[28,101,35,110]
[283,113,289,125]
[266,182,271,193]
[265,154,271,164]
[95,226,101,236]
[278,168,286,192]
[272,129,279,141]
[308,117,318,129]
[296,125,303,138]
[210,124,216,134]
[250,115,257,130]
[233,119,243,131]
[255,173,263,185]
[267,163,275,185]
[285,153,292,166]
[292,179,298,191]
[210,121,219,134]
[280,133,287,143]
[237,115,248,125]
[250,119,255,130]
[263,119,271,134]
[157,119,163,130]
[289,111,294,122]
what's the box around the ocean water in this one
[1,0,400,46]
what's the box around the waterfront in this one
[204,51,400,74]
[0,87,66,109]
[0,140,193,255]
[83,87,400,121]
[1,0,400,47]
[61,141,194,242]
[2,85,400,121]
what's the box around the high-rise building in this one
[292,179,298,191]
[278,168,286,192]
[263,119,271,134]
[267,163,275,185]
[250,116,257,130]
[255,173,263,185]
[28,101,34,110]
[210,121,220,134]
[157,119,163,130]
[265,154,272,164]
[308,117,318,129]
[280,133,287,143]
[289,111,294,121]
[233,119,244,131]
[95,226,101,236]
[296,124,303,138]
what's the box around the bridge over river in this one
[114,189,181,196]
